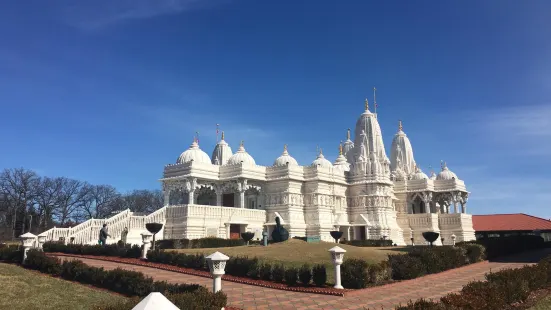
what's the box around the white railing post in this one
[206,251,229,293]
[141,232,153,259]
[328,246,346,289]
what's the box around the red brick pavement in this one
[55,249,551,310]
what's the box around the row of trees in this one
[0,168,163,240]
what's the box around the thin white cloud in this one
[58,0,223,31]
[466,103,551,156]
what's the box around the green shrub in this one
[441,281,507,310]
[0,247,22,263]
[342,239,393,247]
[459,243,486,263]
[298,264,312,286]
[24,250,62,275]
[409,246,466,274]
[99,290,227,310]
[225,256,258,277]
[312,264,327,287]
[395,298,444,310]
[388,254,425,280]
[461,235,545,259]
[341,258,369,289]
[272,264,285,282]
[368,261,391,284]
[42,242,141,258]
[259,263,272,281]
[284,267,298,286]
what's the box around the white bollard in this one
[451,233,457,246]
[328,246,346,289]
[37,233,47,251]
[20,232,37,264]
[206,251,229,293]
[141,232,153,259]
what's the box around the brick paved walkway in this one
[55,249,551,310]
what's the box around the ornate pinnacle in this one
[364,98,369,111]
[347,128,351,140]
[240,140,244,147]
[283,144,288,151]
[339,143,343,155]
[398,120,403,131]
[221,131,225,140]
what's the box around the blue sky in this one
[1,1,550,218]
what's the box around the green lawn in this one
[171,239,408,282]
[0,263,128,310]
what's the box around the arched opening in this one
[196,186,216,206]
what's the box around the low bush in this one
[388,254,425,280]
[259,263,272,281]
[0,246,22,263]
[405,254,551,310]
[156,237,245,250]
[284,267,298,286]
[409,246,466,274]
[43,242,142,258]
[341,239,393,247]
[458,243,486,263]
[298,264,312,286]
[395,298,444,310]
[272,264,285,282]
[312,264,327,287]
[341,258,369,289]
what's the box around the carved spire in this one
[398,120,403,132]
[339,143,343,155]
[347,128,351,140]
[240,140,244,147]
[364,98,369,111]
[284,144,288,151]
[221,131,225,140]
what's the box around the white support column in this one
[188,190,195,205]
[225,223,231,239]
[239,191,245,209]
[163,188,170,207]
[216,190,223,206]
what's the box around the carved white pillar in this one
[423,193,432,214]
[215,185,223,206]
[239,191,245,208]
[188,190,195,205]
[225,223,231,239]
[163,188,170,207]
[462,201,467,214]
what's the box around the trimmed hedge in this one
[398,255,551,310]
[43,242,141,258]
[341,259,391,288]
[156,237,245,249]
[2,248,226,309]
[312,264,327,287]
[341,239,393,247]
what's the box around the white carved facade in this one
[42,100,475,246]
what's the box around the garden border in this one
[48,253,350,296]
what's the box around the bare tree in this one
[80,184,120,219]
[121,189,164,214]
[54,178,90,226]
[0,168,40,238]
[34,177,63,230]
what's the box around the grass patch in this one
[171,239,408,283]
[0,263,127,310]
[529,294,551,310]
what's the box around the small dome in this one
[312,149,333,168]
[429,170,437,180]
[409,166,429,180]
[227,141,256,166]
[436,162,458,180]
[177,139,211,164]
[334,144,350,172]
[211,132,233,165]
[274,145,298,167]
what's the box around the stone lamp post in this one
[328,246,346,289]
[37,233,47,251]
[451,234,457,246]
[141,232,153,259]
[410,229,415,246]
[20,232,37,264]
[206,251,229,293]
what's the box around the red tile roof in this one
[473,214,551,232]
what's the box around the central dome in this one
[211,132,233,165]
[351,99,388,163]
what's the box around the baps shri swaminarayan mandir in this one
[44,99,475,246]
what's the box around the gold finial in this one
[347,128,351,140]
[339,143,343,155]
[221,131,225,140]
[364,98,369,111]
[398,120,403,131]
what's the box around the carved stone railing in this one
[167,204,265,222]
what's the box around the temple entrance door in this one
[359,227,366,240]
[229,224,241,239]
[223,194,235,208]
